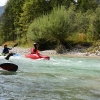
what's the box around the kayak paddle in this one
[5,53,14,60]
[11,43,18,49]
[0,63,18,72]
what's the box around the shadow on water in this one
[0,70,17,75]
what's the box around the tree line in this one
[0,0,100,51]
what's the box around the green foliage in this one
[92,5,100,39]
[27,3,97,46]
[0,0,100,49]
[74,11,90,33]
[18,0,53,43]
[1,0,25,42]
[19,0,53,26]
[76,0,98,12]
[27,6,75,44]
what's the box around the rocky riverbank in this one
[0,46,100,57]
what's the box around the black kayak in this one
[0,63,18,72]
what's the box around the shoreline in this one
[0,46,100,58]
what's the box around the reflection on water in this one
[0,56,100,100]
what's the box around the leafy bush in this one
[92,5,100,40]
[27,6,75,45]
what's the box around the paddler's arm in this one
[36,50,42,58]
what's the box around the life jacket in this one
[2,48,10,54]
[31,48,39,54]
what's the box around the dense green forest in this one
[0,0,100,51]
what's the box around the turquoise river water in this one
[0,55,100,100]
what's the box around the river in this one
[0,56,100,100]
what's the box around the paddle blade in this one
[0,63,18,72]
[12,43,18,48]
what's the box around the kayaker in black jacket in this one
[2,44,12,55]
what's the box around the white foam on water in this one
[0,56,100,99]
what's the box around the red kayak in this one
[25,54,50,60]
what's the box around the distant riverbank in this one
[0,46,100,58]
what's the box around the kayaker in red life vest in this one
[31,43,40,55]
[26,42,50,60]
